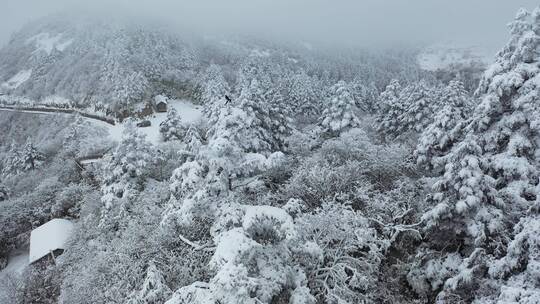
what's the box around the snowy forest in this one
[0,2,539,304]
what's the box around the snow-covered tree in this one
[166,204,316,304]
[206,75,280,162]
[415,80,473,171]
[159,108,185,142]
[398,80,439,135]
[201,64,230,120]
[265,88,293,151]
[415,7,540,301]
[128,262,172,304]
[286,70,320,116]
[320,81,361,134]
[100,122,154,228]
[295,202,388,303]
[7,141,46,171]
[375,79,404,138]
[376,79,439,140]
[350,78,379,113]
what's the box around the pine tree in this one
[376,79,404,138]
[128,262,172,304]
[350,78,379,113]
[399,80,438,135]
[287,70,319,116]
[201,64,230,121]
[415,7,540,301]
[21,141,45,171]
[264,88,293,151]
[101,122,154,229]
[415,80,472,171]
[102,122,153,200]
[207,77,273,154]
[159,108,185,142]
[320,81,361,134]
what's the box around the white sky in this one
[0,0,538,50]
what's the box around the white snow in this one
[27,33,73,55]
[1,70,32,90]
[154,94,169,105]
[0,251,29,301]
[29,219,74,264]
[102,99,203,145]
[0,251,28,277]
[79,158,102,165]
[242,205,296,239]
[418,44,490,72]
[56,39,74,51]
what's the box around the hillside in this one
[0,13,428,118]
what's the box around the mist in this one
[1,0,538,50]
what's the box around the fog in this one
[1,0,538,50]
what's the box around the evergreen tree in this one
[399,80,439,135]
[287,70,319,116]
[128,262,172,304]
[375,79,404,138]
[201,64,230,121]
[414,8,540,301]
[264,88,293,151]
[415,80,472,171]
[101,122,153,228]
[320,81,360,134]
[350,78,379,113]
[21,141,45,171]
[159,108,185,142]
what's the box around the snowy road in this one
[0,99,203,146]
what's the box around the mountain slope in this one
[0,15,197,115]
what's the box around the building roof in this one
[154,95,168,105]
[29,219,74,263]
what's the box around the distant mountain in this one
[0,14,197,115]
[0,13,427,117]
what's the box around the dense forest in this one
[0,5,539,304]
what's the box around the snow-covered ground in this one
[27,33,73,55]
[0,96,202,146]
[418,44,490,71]
[98,99,203,145]
[1,70,32,90]
[0,251,29,300]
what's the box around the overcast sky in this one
[1,0,538,50]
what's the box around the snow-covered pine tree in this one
[159,108,185,142]
[398,80,439,135]
[264,88,293,151]
[128,262,172,304]
[376,79,404,139]
[201,64,230,121]
[207,77,274,155]
[286,70,320,116]
[415,80,472,171]
[1,142,22,177]
[350,78,379,113]
[320,80,360,135]
[21,141,45,171]
[100,122,153,228]
[414,7,540,301]
[102,122,153,200]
